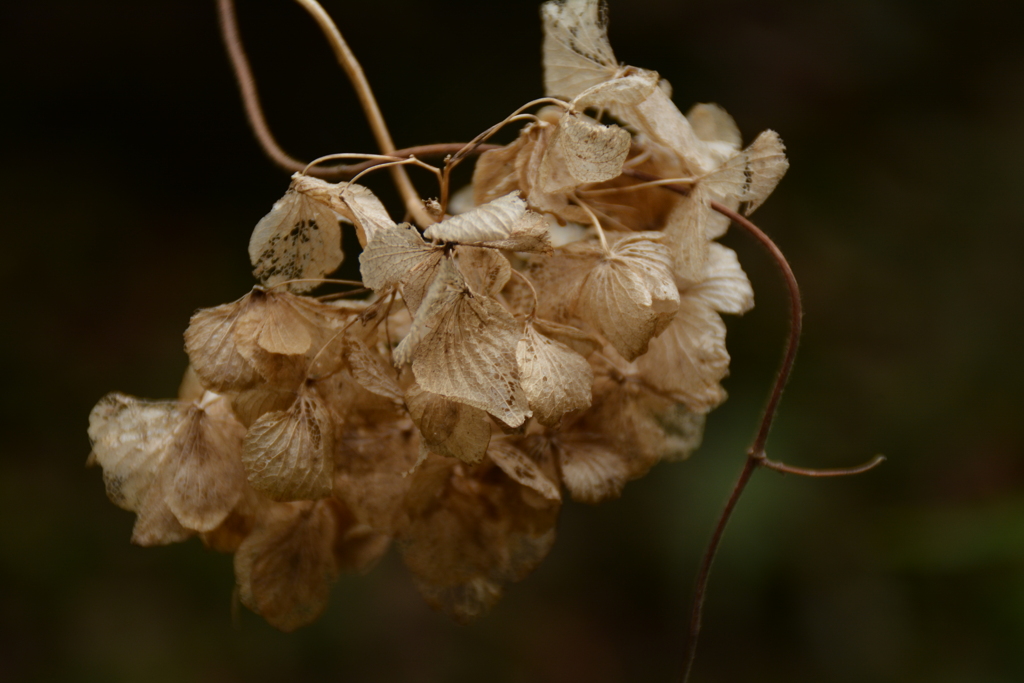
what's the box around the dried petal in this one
[542,0,620,100]
[425,193,552,254]
[456,246,511,298]
[557,437,631,504]
[234,500,338,632]
[249,177,343,293]
[88,392,246,542]
[575,234,680,360]
[167,394,248,531]
[516,322,593,426]
[487,440,561,501]
[242,388,335,501]
[399,456,559,622]
[701,130,789,214]
[405,383,491,464]
[555,111,631,184]
[395,258,530,427]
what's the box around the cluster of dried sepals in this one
[88,0,788,629]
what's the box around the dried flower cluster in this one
[88,0,787,629]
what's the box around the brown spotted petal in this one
[541,0,620,100]
[248,176,343,293]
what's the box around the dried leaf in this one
[575,234,680,360]
[242,388,335,501]
[516,322,593,426]
[394,258,531,427]
[249,176,343,293]
[405,383,491,464]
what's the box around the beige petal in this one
[472,132,534,207]
[455,246,511,298]
[555,111,631,184]
[405,383,491,464]
[487,440,561,501]
[701,130,789,214]
[662,189,712,288]
[234,500,338,632]
[572,69,660,110]
[167,393,248,532]
[399,456,559,622]
[696,243,754,315]
[230,384,299,428]
[425,192,526,243]
[242,389,335,501]
[634,292,730,413]
[395,258,530,427]
[425,193,552,254]
[516,322,593,426]
[88,393,177,513]
[531,318,602,358]
[557,437,631,504]
[248,177,343,293]
[542,0,620,100]
[575,234,680,360]
[184,296,262,393]
[358,222,436,292]
[687,102,742,148]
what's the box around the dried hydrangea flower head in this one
[88,0,799,630]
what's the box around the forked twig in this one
[673,199,884,683]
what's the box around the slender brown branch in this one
[675,198,884,683]
[680,455,758,683]
[217,0,308,174]
[709,201,800,457]
[761,454,886,477]
[291,0,433,227]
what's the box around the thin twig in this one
[291,0,433,227]
[676,199,884,683]
[217,0,310,174]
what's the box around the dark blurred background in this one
[2,0,1022,681]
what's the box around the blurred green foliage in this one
[2,0,1022,681]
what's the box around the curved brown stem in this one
[676,199,883,683]
[709,201,800,457]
